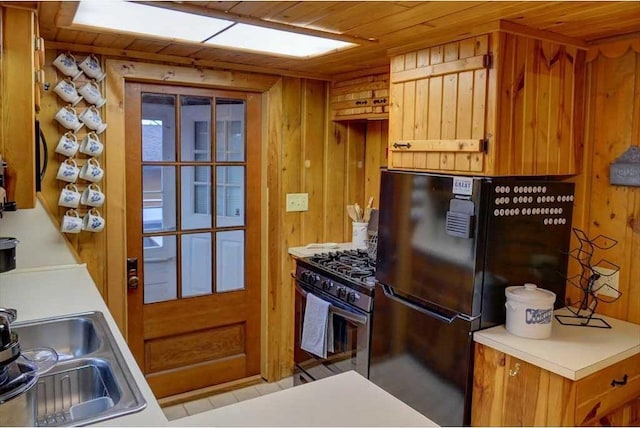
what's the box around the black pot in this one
[0,237,19,273]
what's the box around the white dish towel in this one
[301,293,334,358]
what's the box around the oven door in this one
[294,279,370,383]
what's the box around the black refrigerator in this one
[370,169,575,426]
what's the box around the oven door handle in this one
[294,281,368,326]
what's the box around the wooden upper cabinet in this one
[1,6,37,208]
[388,32,585,176]
[331,72,390,121]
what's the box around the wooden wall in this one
[568,38,640,324]
[266,77,388,378]
[34,40,389,382]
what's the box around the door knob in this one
[128,276,139,289]
[127,257,139,290]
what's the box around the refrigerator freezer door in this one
[369,284,474,426]
[376,170,488,316]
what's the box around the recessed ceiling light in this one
[73,0,357,58]
[204,23,356,58]
[73,0,233,43]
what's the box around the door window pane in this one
[144,235,177,304]
[142,94,176,161]
[182,233,212,298]
[143,166,176,233]
[181,96,212,162]
[216,100,245,162]
[181,166,212,230]
[216,230,244,292]
[216,166,244,227]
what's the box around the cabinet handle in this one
[355,100,369,106]
[610,374,628,387]
[392,142,412,149]
[509,363,520,377]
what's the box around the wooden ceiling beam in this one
[45,40,332,82]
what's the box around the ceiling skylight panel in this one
[74,0,233,42]
[204,23,356,58]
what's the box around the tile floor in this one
[162,377,295,421]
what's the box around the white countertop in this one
[0,264,168,426]
[173,370,437,427]
[288,242,360,258]
[1,265,436,427]
[474,308,640,380]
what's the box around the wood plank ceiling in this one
[37,1,640,80]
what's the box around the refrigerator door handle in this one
[381,284,479,323]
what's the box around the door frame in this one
[103,60,279,379]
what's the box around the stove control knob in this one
[301,271,311,282]
[337,286,347,299]
[322,280,333,291]
[347,291,358,303]
[311,274,320,285]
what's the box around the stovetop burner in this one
[295,249,376,312]
[308,249,375,280]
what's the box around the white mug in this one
[79,132,104,157]
[78,54,106,82]
[53,78,82,105]
[82,208,106,232]
[352,221,369,249]
[77,80,106,108]
[79,157,104,183]
[52,52,83,80]
[61,209,83,234]
[81,183,105,207]
[55,132,79,157]
[55,106,84,132]
[56,158,80,183]
[58,183,81,208]
[79,106,107,134]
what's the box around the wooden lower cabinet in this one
[472,343,640,426]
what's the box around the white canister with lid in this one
[505,283,556,339]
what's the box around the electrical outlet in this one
[286,193,309,212]
[593,267,620,298]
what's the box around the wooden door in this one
[125,82,261,398]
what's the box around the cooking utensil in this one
[364,207,372,222]
[354,203,363,222]
[347,205,358,222]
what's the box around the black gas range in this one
[293,248,376,384]
[294,249,375,313]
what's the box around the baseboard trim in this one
[157,374,264,407]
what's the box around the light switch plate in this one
[286,193,309,212]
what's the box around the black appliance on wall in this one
[35,120,48,192]
[370,169,575,426]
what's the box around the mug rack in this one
[51,51,108,234]
[555,228,622,328]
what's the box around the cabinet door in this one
[472,343,575,426]
[575,353,640,425]
[389,35,490,174]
